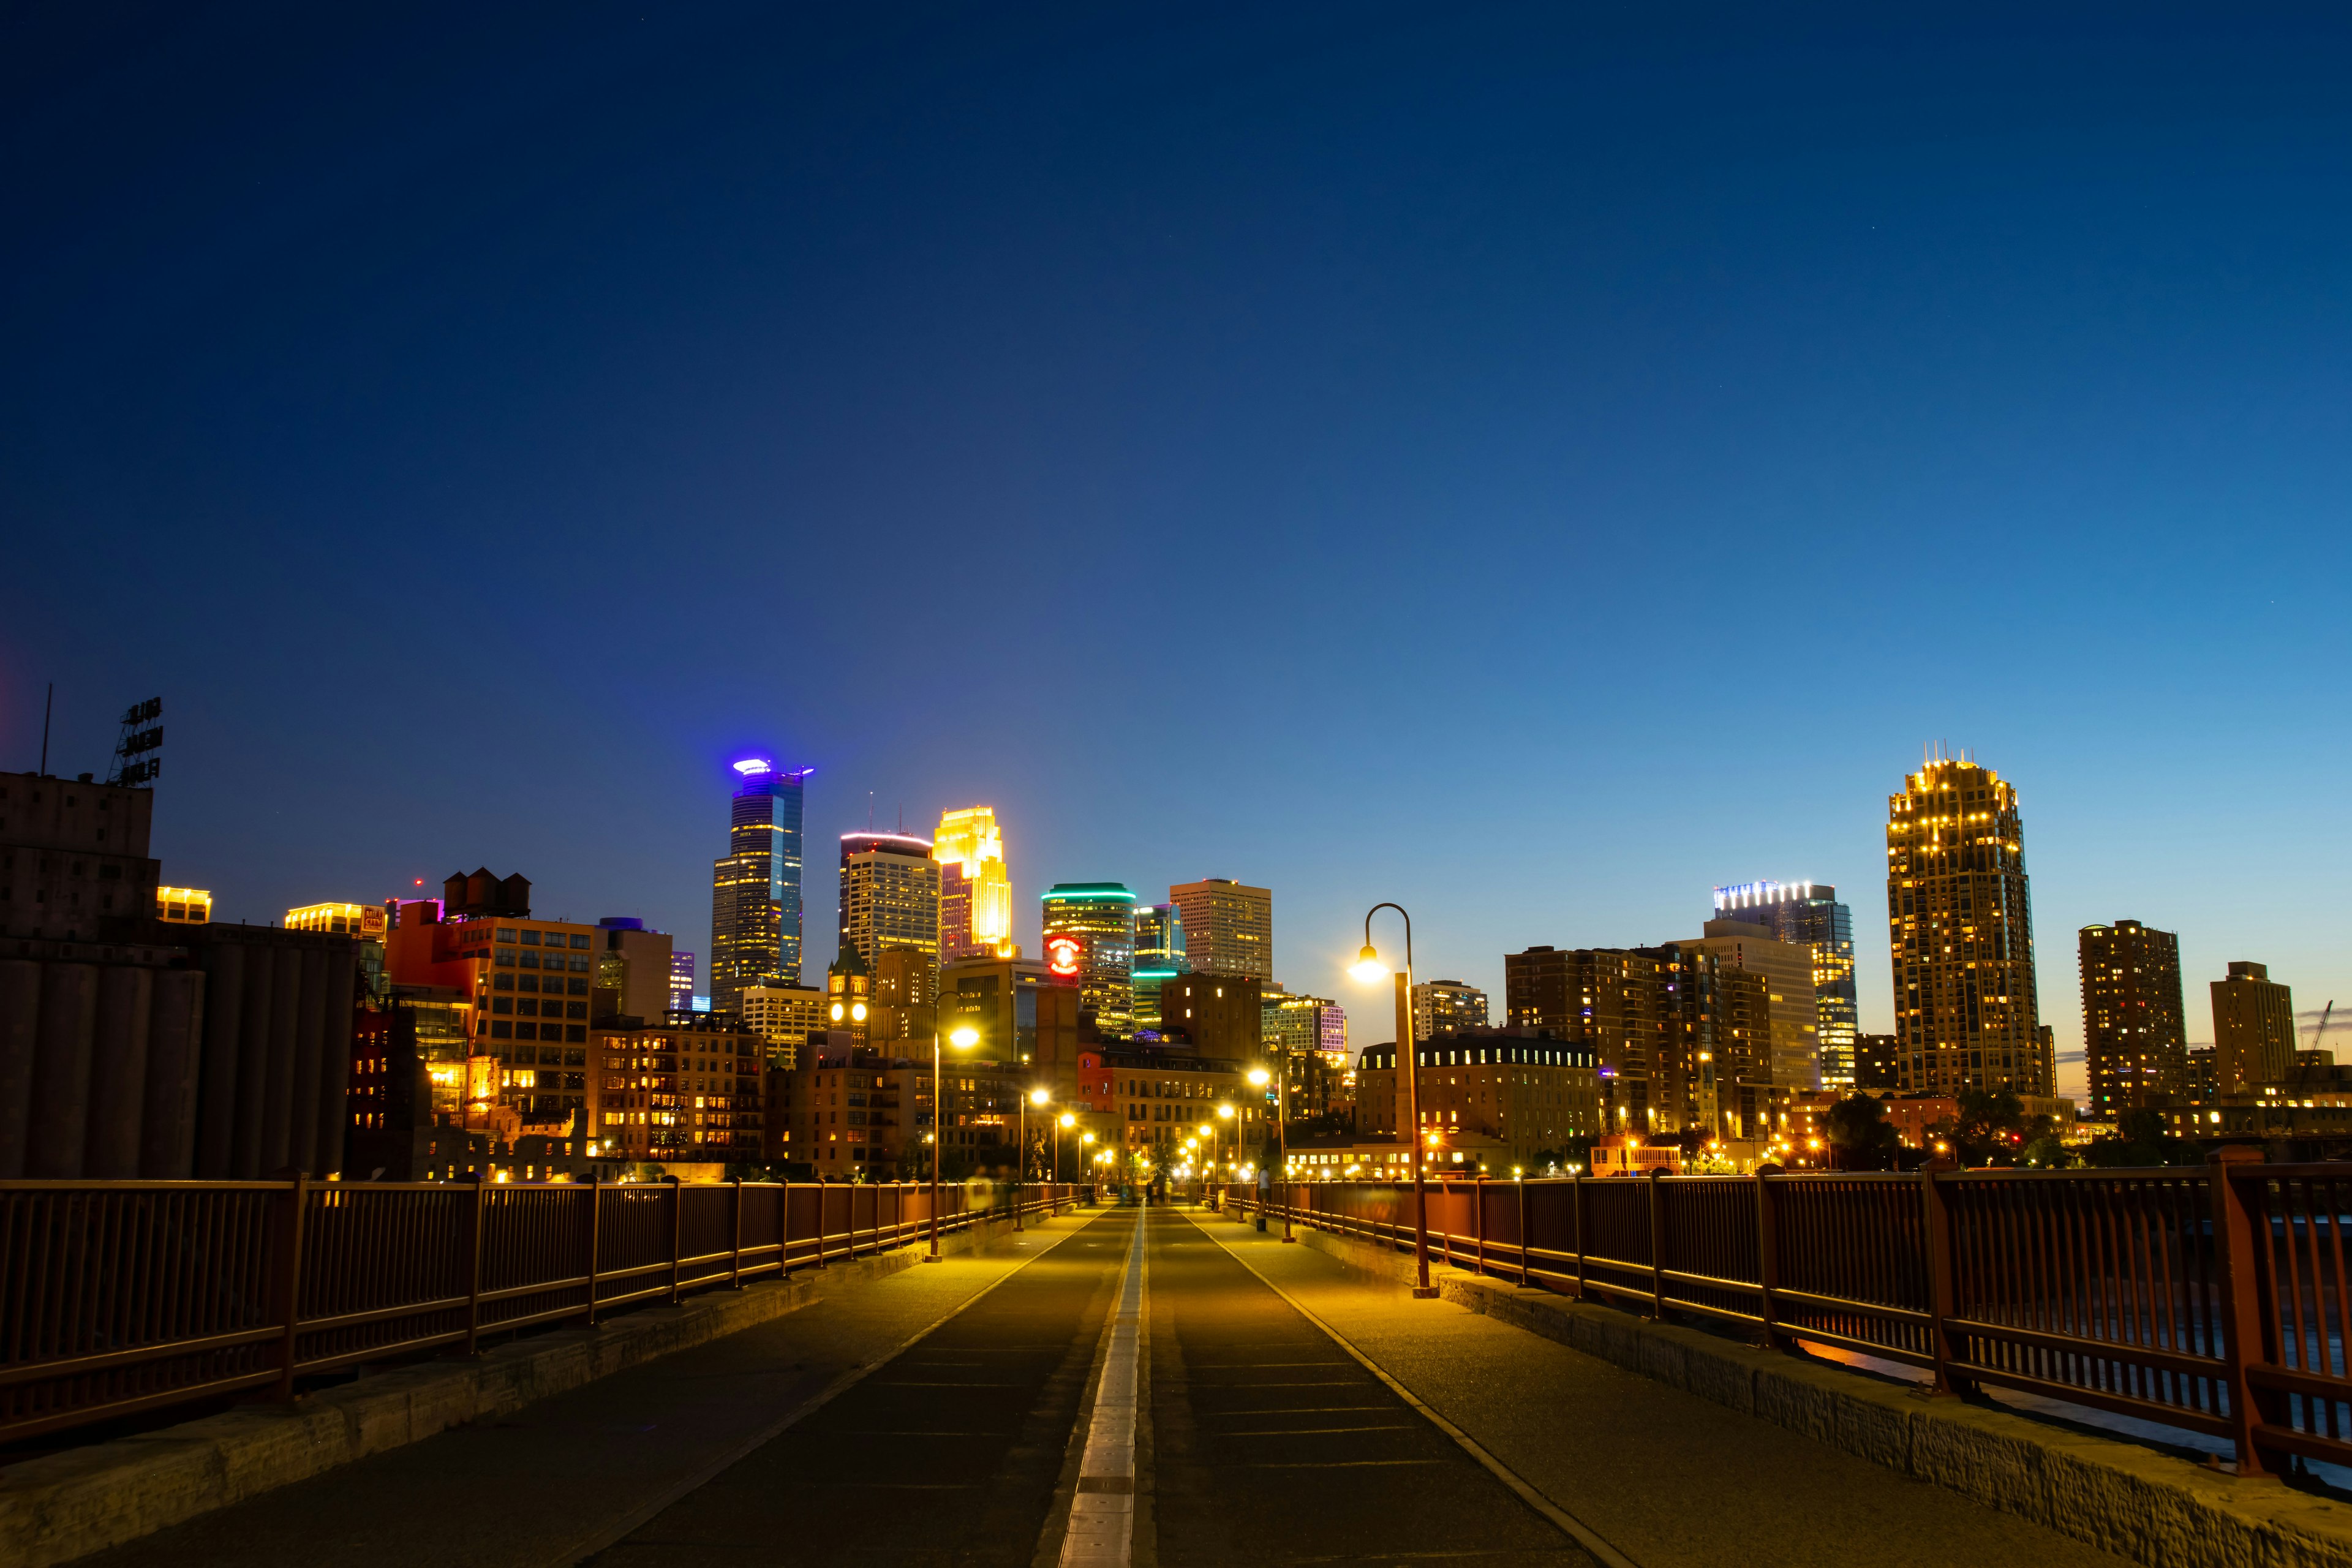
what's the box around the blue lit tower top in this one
[710,755,810,1011]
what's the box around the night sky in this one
[8,3,2352,1096]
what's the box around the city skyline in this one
[10,9,2352,1107]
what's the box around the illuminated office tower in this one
[1885,751,2044,1098]
[2078,920,2187,1118]
[1167,878,1271,981]
[935,806,1013,959]
[1411,979,1490,1040]
[2211,960,2296,1096]
[1040,883,1136,1033]
[1131,901,1188,1029]
[1710,881,1856,1088]
[710,756,809,1011]
[838,831,940,998]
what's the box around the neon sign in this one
[1044,934,1084,977]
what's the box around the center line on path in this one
[1056,1210,1147,1568]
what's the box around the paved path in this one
[80,1201,2138,1568]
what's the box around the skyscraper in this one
[1040,883,1136,1033]
[1710,881,1856,1088]
[1885,752,2044,1098]
[1167,878,1271,981]
[709,757,808,1012]
[1411,979,1490,1040]
[1131,901,1187,1029]
[935,806,1014,960]
[838,831,941,998]
[2211,960,2296,1096]
[2078,920,2188,1119]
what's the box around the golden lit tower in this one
[934,806,1014,959]
[2078,920,2187,1118]
[1885,750,2045,1098]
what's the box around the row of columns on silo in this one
[0,956,208,1180]
[190,935,356,1180]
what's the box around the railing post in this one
[584,1177,603,1327]
[1754,1164,1784,1351]
[2209,1146,2275,1476]
[1517,1175,1530,1285]
[780,1181,794,1273]
[1474,1174,1487,1280]
[1919,1156,1972,1396]
[730,1177,744,1289]
[668,1175,684,1305]
[1572,1172,1588,1301]
[463,1172,487,1357]
[1646,1166,1671,1321]
[271,1169,308,1401]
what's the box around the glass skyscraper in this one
[1131,900,1188,1029]
[710,758,807,1011]
[1711,880,1857,1088]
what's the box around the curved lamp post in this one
[1352,902,1436,1298]
[927,1025,980,1261]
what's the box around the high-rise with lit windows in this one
[1041,883,1136,1033]
[935,806,1013,959]
[2211,960,2296,1096]
[838,831,940,996]
[1412,979,1490,1040]
[710,757,808,1011]
[1885,752,2045,1097]
[2079,920,2187,1118]
[1167,878,1271,981]
[1710,881,1856,1088]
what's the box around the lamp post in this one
[1079,1131,1095,1204]
[928,1025,980,1261]
[1215,1102,1235,1202]
[1352,902,1436,1298]
[1248,1063,1293,1241]
[1021,1087,1049,1231]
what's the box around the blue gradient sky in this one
[7,4,2351,1097]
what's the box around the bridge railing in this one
[0,1178,1081,1446]
[1224,1150,2352,1478]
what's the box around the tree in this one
[1823,1093,1899,1170]
[1942,1088,2027,1164]
[2083,1106,2196,1167]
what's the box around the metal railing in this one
[1224,1150,2352,1477]
[0,1178,1082,1445]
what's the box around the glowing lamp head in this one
[1030,1088,1050,1106]
[1349,944,1385,983]
[949,1027,979,1050]
[1217,1103,1235,1119]
[1246,1066,1270,1088]
[1060,1112,1075,1128]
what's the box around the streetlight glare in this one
[1246,1065,1270,1087]
[1216,1102,1234,1119]
[1349,943,1385,983]
[1030,1088,1049,1105]
[1059,1112,1075,1128]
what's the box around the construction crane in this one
[2310,1000,2335,1060]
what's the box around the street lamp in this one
[1020,1087,1050,1230]
[1215,1102,1235,1197]
[1353,902,1436,1297]
[1248,1063,1293,1241]
[927,1024,980,1261]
